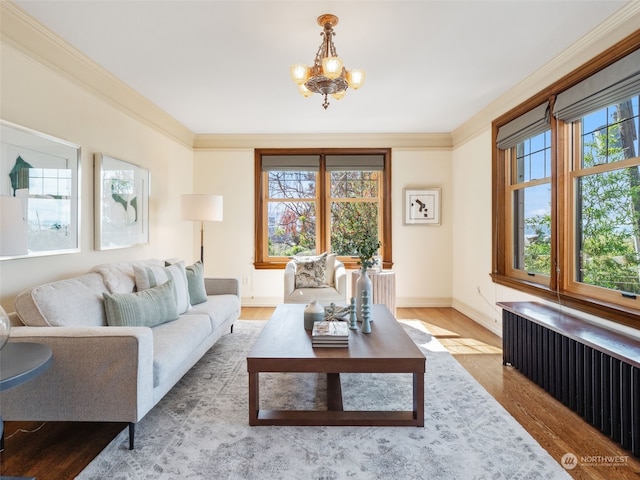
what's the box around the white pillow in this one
[134,261,191,314]
[293,253,328,288]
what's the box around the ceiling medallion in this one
[290,14,365,110]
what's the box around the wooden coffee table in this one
[247,304,425,427]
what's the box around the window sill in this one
[491,273,640,330]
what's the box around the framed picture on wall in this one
[0,120,80,259]
[94,153,150,250]
[403,187,441,225]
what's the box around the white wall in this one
[0,43,195,310]
[449,128,540,336]
[194,146,454,307]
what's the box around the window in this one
[493,39,640,328]
[254,148,391,269]
[569,96,640,299]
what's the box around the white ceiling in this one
[12,0,629,135]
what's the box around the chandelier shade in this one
[290,14,365,109]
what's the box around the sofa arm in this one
[204,277,240,297]
[0,326,155,424]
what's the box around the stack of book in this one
[311,321,349,348]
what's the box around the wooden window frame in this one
[254,147,392,270]
[492,32,640,329]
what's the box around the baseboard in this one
[241,296,283,307]
[396,297,452,308]
[451,299,502,337]
[242,296,454,308]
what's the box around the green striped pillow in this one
[185,260,208,305]
[103,280,179,327]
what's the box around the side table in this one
[0,342,53,480]
[351,270,396,316]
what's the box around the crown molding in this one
[452,2,640,147]
[1,1,194,147]
[2,1,637,152]
[193,132,453,150]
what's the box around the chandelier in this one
[290,14,365,110]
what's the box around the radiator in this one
[499,302,639,458]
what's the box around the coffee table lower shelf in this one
[249,371,424,427]
[252,409,423,427]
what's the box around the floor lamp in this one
[181,194,223,263]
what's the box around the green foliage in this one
[329,202,380,271]
[524,213,551,275]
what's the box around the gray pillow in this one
[103,280,179,327]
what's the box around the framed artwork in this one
[95,153,150,250]
[403,187,441,225]
[0,120,80,259]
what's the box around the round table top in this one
[0,342,52,392]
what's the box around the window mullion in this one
[318,154,327,253]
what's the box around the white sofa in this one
[0,259,240,449]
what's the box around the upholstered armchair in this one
[284,253,347,304]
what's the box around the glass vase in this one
[0,305,11,351]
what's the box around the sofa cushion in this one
[152,314,213,387]
[293,252,328,288]
[103,280,179,327]
[134,261,190,314]
[14,272,109,327]
[186,294,240,331]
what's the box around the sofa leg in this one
[129,422,135,450]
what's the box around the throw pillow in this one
[185,260,208,305]
[103,280,179,327]
[294,252,328,288]
[134,261,190,314]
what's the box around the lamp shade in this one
[347,69,366,90]
[181,194,223,222]
[0,195,28,257]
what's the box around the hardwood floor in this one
[1,307,638,479]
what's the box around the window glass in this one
[513,183,551,275]
[575,95,640,294]
[581,96,639,167]
[514,131,552,183]
[511,130,552,277]
[266,170,317,256]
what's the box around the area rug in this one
[77,320,571,480]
